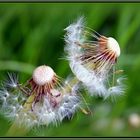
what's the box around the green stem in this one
[6,123,29,137]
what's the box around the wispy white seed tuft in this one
[0,70,81,129]
[64,17,125,99]
[4,73,19,89]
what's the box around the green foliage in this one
[0,3,140,137]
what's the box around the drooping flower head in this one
[64,17,125,99]
[0,65,81,129]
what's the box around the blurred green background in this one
[0,3,140,137]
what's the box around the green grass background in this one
[0,3,140,137]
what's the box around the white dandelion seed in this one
[4,72,19,88]
[64,17,125,99]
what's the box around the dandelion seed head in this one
[64,17,125,98]
[0,65,81,128]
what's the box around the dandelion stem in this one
[6,123,29,136]
[112,66,116,87]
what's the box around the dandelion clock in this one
[64,17,126,99]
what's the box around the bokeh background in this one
[0,3,140,137]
